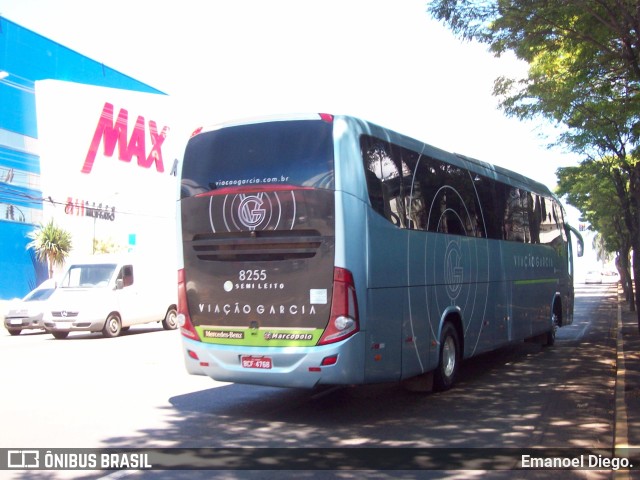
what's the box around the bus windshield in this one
[181,120,335,198]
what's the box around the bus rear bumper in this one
[181,334,365,388]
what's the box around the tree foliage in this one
[429,1,640,151]
[557,161,624,242]
[26,219,73,279]
[93,237,126,255]
[429,0,640,320]
[557,159,634,306]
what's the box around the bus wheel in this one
[162,307,178,330]
[102,313,122,338]
[434,322,460,391]
[545,313,558,347]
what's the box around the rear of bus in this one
[177,114,364,388]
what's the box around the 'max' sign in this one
[81,102,170,175]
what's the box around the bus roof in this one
[336,115,557,200]
[189,113,557,200]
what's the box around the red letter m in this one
[81,103,168,174]
[81,103,130,174]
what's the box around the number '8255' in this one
[239,269,267,281]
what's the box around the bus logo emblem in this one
[212,191,299,232]
[237,194,266,229]
[445,240,463,301]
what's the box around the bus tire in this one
[102,313,122,338]
[545,312,559,347]
[434,322,460,391]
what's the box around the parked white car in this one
[42,254,177,339]
[584,270,603,284]
[4,279,58,335]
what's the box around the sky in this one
[0,0,580,191]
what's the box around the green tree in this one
[93,237,126,255]
[26,219,73,279]
[592,233,613,265]
[429,0,640,323]
[557,160,634,307]
[427,1,640,162]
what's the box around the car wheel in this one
[162,307,178,330]
[102,313,122,338]
[7,328,21,336]
[433,322,461,392]
[52,331,69,339]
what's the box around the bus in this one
[176,113,583,391]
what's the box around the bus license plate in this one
[241,356,272,369]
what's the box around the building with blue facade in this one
[0,17,164,300]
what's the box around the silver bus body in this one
[177,114,582,389]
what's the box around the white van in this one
[43,254,177,339]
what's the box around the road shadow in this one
[99,287,617,449]
[12,285,618,480]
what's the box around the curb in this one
[615,284,631,480]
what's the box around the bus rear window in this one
[181,120,335,197]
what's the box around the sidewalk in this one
[616,286,640,479]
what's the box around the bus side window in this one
[399,149,427,231]
[529,194,542,244]
[554,200,568,243]
[407,186,427,230]
[504,188,530,242]
[361,136,405,227]
[416,157,484,237]
[365,168,389,219]
[539,197,561,245]
[472,174,504,240]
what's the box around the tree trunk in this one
[616,252,634,310]
[630,166,640,327]
[633,258,640,332]
[633,247,640,331]
[47,253,53,279]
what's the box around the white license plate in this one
[9,319,23,326]
[56,322,72,329]
[241,356,272,369]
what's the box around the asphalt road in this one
[0,283,620,479]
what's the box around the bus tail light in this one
[177,269,200,341]
[321,355,338,366]
[318,267,359,345]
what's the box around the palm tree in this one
[26,219,73,279]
